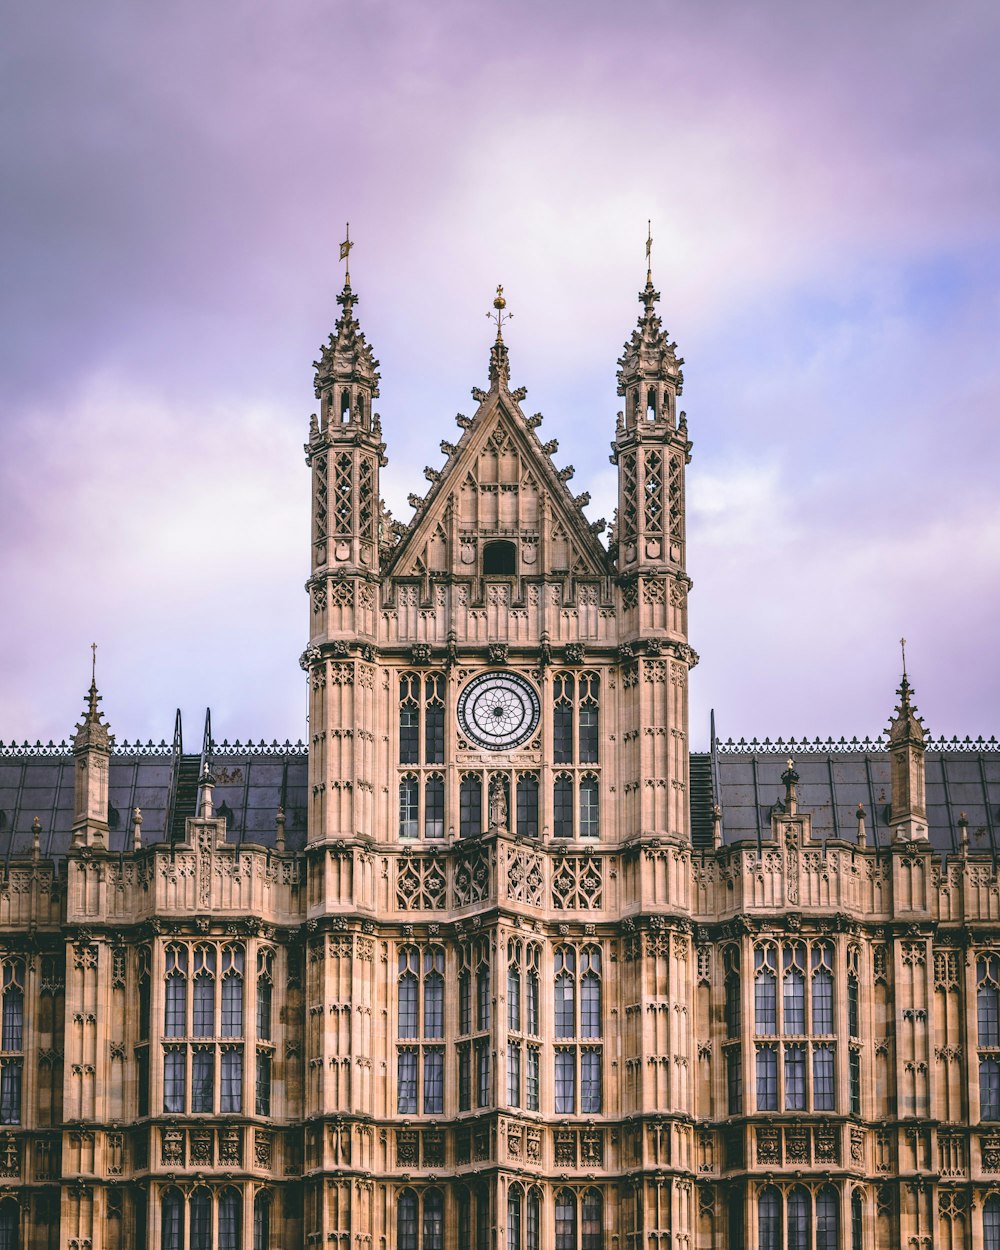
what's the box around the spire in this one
[487,284,513,390]
[887,637,926,748]
[617,226,684,419]
[312,229,381,430]
[887,639,929,841]
[72,643,113,753]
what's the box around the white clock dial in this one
[457,672,540,751]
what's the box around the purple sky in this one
[1,2,998,750]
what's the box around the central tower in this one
[299,252,699,1248]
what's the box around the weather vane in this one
[91,642,97,684]
[339,222,353,285]
[900,637,907,677]
[487,285,512,340]
[646,219,653,279]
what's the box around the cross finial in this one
[646,219,653,281]
[488,284,513,341]
[900,636,907,677]
[339,222,353,286]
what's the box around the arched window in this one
[527,1189,541,1250]
[811,944,834,1035]
[257,948,273,1041]
[787,1186,810,1250]
[161,1190,183,1250]
[508,1183,523,1250]
[398,949,418,1038]
[253,1191,271,1250]
[219,1189,241,1250]
[192,945,216,1036]
[816,1186,838,1250]
[424,949,444,1038]
[578,673,600,762]
[508,942,522,1032]
[581,1188,604,1250]
[397,1189,418,1250]
[555,947,577,1038]
[424,676,444,765]
[783,944,806,1034]
[758,1187,780,1250]
[476,944,491,1031]
[164,945,187,1037]
[985,1194,1000,1250]
[813,1043,835,1111]
[256,1049,272,1117]
[0,1200,17,1250]
[982,1056,1000,1120]
[647,387,657,420]
[0,962,22,1054]
[851,1190,864,1250]
[555,1190,577,1250]
[526,946,540,1035]
[483,540,516,575]
[423,1189,444,1250]
[400,676,420,765]
[553,773,574,838]
[980,957,1000,1046]
[221,945,244,1037]
[459,965,471,1035]
[399,775,419,839]
[460,774,483,838]
[340,388,351,423]
[724,947,741,1037]
[516,773,539,837]
[581,947,602,1037]
[579,774,600,838]
[424,774,445,838]
[785,1044,806,1111]
[755,946,777,1035]
[138,946,151,1041]
[553,674,574,764]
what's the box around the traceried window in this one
[851,1190,864,1250]
[191,1187,211,1250]
[815,1187,838,1250]
[724,946,741,1038]
[980,955,1000,1119]
[162,1190,183,1250]
[552,945,603,1113]
[552,672,602,836]
[727,1046,743,1114]
[396,945,447,1115]
[757,1184,838,1250]
[504,940,541,1110]
[193,945,216,1036]
[165,944,188,1036]
[986,1194,1000,1250]
[553,773,574,839]
[759,1187,780,1250]
[0,959,23,1127]
[516,773,540,837]
[754,940,838,1113]
[397,1188,444,1250]
[399,673,448,837]
[460,774,483,838]
[0,1200,16,1250]
[554,1189,603,1250]
[257,948,273,1041]
[221,945,244,1037]
[253,1192,271,1250]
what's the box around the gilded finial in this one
[339,222,353,286]
[646,219,653,282]
[488,285,513,341]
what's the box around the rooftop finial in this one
[900,636,908,679]
[488,284,512,342]
[646,219,653,283]
[339,222,353,287]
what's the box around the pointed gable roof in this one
[386,329,610,578]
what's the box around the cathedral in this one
[0,255,998,1250]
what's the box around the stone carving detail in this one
[423,1130,444,1167]
[219,1128,241,1165]
[161,1129,184,1166]
[396,857,447,911]
[551,856,603,910]
[255,1130,272,1169]
[785,1126,809,1163]
[505,847,544,908]
[453,847,492,908]
[814,1127,839,1163]
[554,1129,577,1166]
[581,1129,603,1165]
[756,1127,780,1164]
[934,949,960,991]
[983,1134,1000,1172]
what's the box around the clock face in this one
[457,672,540,751]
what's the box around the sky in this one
[1,1,998,751]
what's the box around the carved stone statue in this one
[488,776,508,831]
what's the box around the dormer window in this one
[340,388,351,422]
[483,539,516,576]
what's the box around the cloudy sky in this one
[1,1,998,750]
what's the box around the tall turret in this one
[611,232,690,578]
[71,650,113,849]
[888,640,928,841]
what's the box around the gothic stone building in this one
[0,269,999,1250]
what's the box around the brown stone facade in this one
[0,271,996,1249]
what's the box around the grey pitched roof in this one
[0,746,308,860]
[697,741,1000,855]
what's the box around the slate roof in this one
[700,741,1000,855]
[1,739,997,861]
[0,746,308,860]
